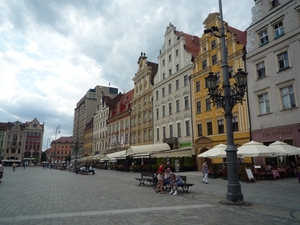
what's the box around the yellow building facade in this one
[130,53,158,146]
[190,13,251,170]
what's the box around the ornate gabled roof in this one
[175,31,200,60]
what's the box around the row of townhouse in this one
[73,0,300,170]
[0,118,44,165]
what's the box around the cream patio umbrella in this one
[237,140,285,158]
[198,144,227,158]
[269,141,300,156]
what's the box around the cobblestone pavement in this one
[0,167,299,225]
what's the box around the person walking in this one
[13,162,16,171]
[202,160,209,184]
[23,163,26,170]
[0,160,3,184]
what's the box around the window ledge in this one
[257,75,267,81]
[281,106,298,111]
[278,66,290,72]
[258,112,273,117]
[274,33,284,39]
[259,41,269,47]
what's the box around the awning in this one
[152,148,194,158]
[106,150,127,160]
[2,159,22,162]
[126,143,171,156]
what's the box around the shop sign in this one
[262,129,292,137]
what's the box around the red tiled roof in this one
[44,148,52,154]
[227,25,247,46]
[175,31,200,60]
[54,136,73,143]
[0,122,8,130]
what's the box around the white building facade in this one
[246,0,300,148]
[152,23,200,151]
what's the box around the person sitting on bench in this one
[79,165,86,174]
[89,165,95,175]
[169,173,183,196]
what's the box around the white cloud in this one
[0,0,254,149]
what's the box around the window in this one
[228,66,233,78]
[259,30,268,45]
[177,123,181,137]
[212,55,217,65]
[196,101,201,114]
[184,96,189,109]
[168,103,172,115]
[256,62,266,79]
[169,54,172,62]
[197,124,202,136]
[185,120,190,136]
[143,112,147,122]
[176,64,179,71]
[211,40,216,49]
[207,122,213,135]
[163,59,165,66]
[156,90,159,100]
[162,105,166,117]
[281,85,296,109]
[144,130,147,142]
[271,0,279,8]
[149,109,152,120]
[156,108,159,119]
[202,60,207,70]
[274,21,284,38]
[196,81,200,92]
[232,116,238,132]
[169,124,173,138]
[163,73,165,80]
[176,79,179,90]
[218,119,224,134]
[168,39,171,45]
[277,51,289,70]
[163,127,166,139]
[168,83,172,94]
[258,93,270,114]
[176,49,178,56]
[184,75,189,86]
[149,129,152,141]
[206,99,211,111]
[176,99,180,112]
[162,87,165,97]
[169,69,172,76]
[156,128,159,141]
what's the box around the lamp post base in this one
[226,183,244,203]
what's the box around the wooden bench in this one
[135,172,154,185]
[176,175,195,192]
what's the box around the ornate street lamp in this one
[204,0,248,203]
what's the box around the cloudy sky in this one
[0,0,254,150]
